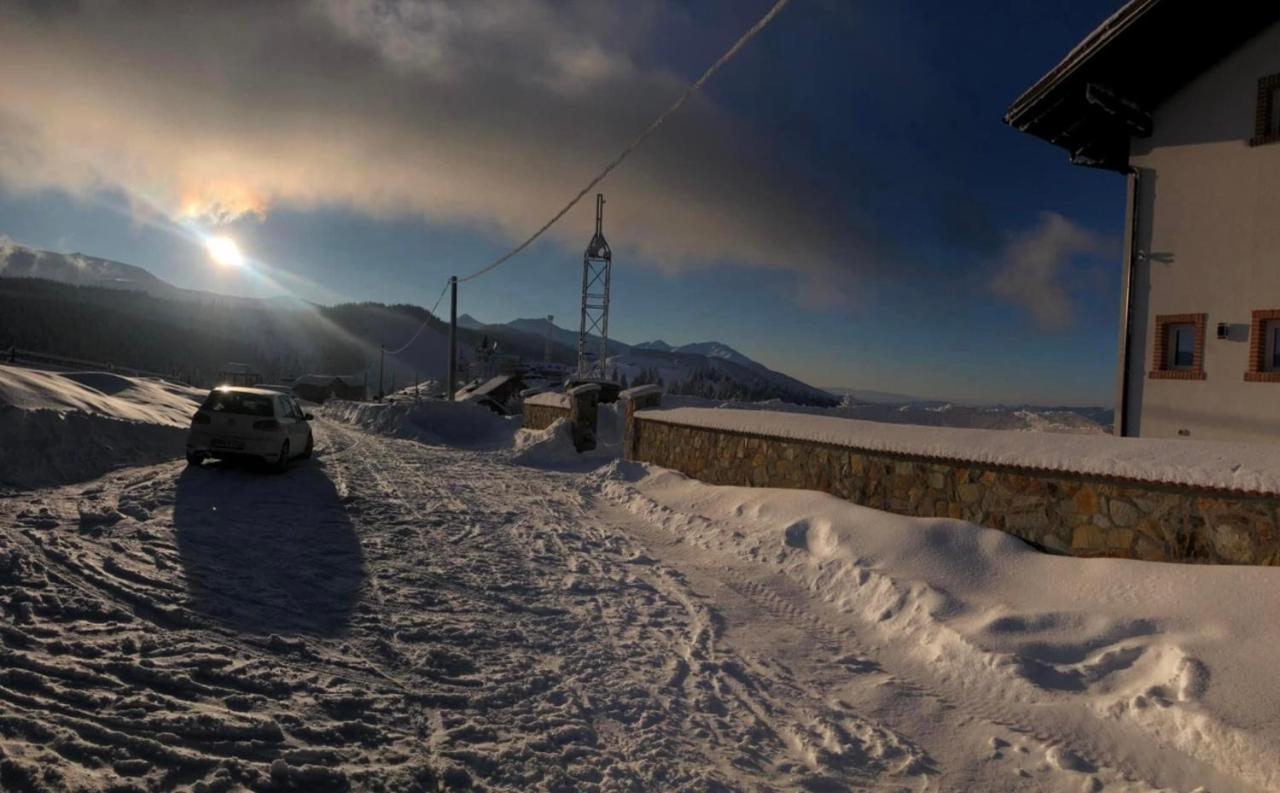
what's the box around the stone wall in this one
[630,416,1280,565]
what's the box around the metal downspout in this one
[1117,167,1142,437]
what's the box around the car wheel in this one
[273,441,290,474]
[302,432,313,459]
[185,451,204,467]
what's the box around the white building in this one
[1007,2,1280,441]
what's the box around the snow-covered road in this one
[0,418,1270,791]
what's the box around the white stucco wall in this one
[1126,21,1280,441]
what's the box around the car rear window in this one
[201,390,275,417]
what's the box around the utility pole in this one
[545,314,554,364]
[448,276,458,401]
[378,345,385,401]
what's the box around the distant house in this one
[1006,2,1280,441]
[216,362,261,388]
[292,374,367,403]
[457,373,526,414]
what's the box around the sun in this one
[206,235,244,268]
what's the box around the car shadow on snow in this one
[173,459,364,637]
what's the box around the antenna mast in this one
[576,194,612,379]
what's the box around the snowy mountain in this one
[642,340,758,370]
[503,316,632,356]
[0,243,184,299]
[466,316,838,407]
[3,241,834,405]
[610,347,838,407]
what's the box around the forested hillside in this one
[0,278,565,386]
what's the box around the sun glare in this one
[206,235,244,268]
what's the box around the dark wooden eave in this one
[1004,0,1280,172]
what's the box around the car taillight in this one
[191,412,211,425]
[253,419,280,431]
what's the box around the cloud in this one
[0,0,881,302]
[988,212,1110,330]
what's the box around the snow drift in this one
[510,402,624,470]
[598,461,1280,791]
[322,398,518,449]
[0,365,203,489]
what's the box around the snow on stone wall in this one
[647,407,1280,494]
[524,392,571,410]
[630,411,1280,565]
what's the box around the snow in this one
[0,365,202,426]
[598,460,1280,791]
[646,406,1280,493]
[0,364,205,489]
[523,391,570,409]
[322,397,517,448]
[511,402,624,470]
[5,379,1280,791]
[620,383,662,400]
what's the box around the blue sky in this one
[0,0,1126,406]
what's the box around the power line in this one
[384,277,452,355]
[457,0,791,284]
[380,0,791,362]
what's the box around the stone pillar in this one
[568,383,601,452]
[619,384,663,461]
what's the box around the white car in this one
[186,386,314,471]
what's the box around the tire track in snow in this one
[595,473,1248,793]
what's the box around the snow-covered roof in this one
[1004,2,1280,171]
[643,407,1280,495]
[468,375,518,397]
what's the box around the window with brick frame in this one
[1245,309,1280,382]
[1149,313,1206,380]
[1251,73,1280,146]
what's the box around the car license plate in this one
[211,438,244,450]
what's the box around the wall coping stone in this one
[637,409,1280,499]
[525,392,571,409]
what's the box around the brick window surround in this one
[1251,73,1280,146]
[1149,313,1206,380]
[1246,309,1280,382]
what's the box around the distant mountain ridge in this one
[0,243,312,310]
[1,242,836,405]
[0,244,182,299]
[463,317,838,406]
[637,339,758,370]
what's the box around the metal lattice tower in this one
[577,194,612,379]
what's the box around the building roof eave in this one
[1004,0,1280,169]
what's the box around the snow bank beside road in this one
[647,406,1280,493]
[0,365,203,489]
[511,402,624,470]
[598,461,1280,791]
[0,366,201,426]
[323,398,517,448]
